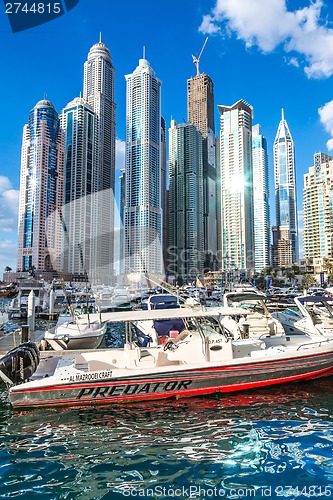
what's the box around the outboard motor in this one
[0,342,40,385]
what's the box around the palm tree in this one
[323,258,333,276]
[302,273,317,290]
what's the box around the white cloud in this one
[200,0,333,78]
[0,177,19,234]
[327,138,333,151]
[318,100,333,150]
[0,176,11,194]
[288,57,300,68]
[116,138,126,170]
[0,239,17,271]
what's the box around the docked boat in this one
[223,291,286,338]
[95,287,132,312]
[2,307,333,408]
[43,307,107,350]
[272,295,333,338]
[0,283,17,298]
[8,278,48,319]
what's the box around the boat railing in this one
[296,338,333,351]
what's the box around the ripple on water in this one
[0,379,333,498]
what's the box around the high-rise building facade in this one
[60,97,97,276]
[168,120,204,282]
[187,74,215,135]
[252,124,270,270]
[272,109,298,266]
[83,38,116,283]
[124,58,163,277]
[17,100,64,272]
[303,153,333,259]
[187,73,217,270]
[217,100,254,272]
[119,168,126,276]
[160,117,168,269]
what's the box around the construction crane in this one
[192,37,208,76]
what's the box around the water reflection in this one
[0,380,333,498]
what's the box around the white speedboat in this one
[223,291,286,338]
[272,296,333,338]
[95,287,131,312]
[2,307,333,408]
[44,307,107,350]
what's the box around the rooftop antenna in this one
[44,93,47,100]
[192,37,208,76]
[282,108,285,121]
[143,45,146,59]
[99,32,102,43]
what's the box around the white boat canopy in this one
[76,306,248,324]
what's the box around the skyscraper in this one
[187,72,217,270]
[83,38,116,283]
[303,153,333,259]
[168,120,204,282]
[161,117,168,269]
[272,109,298,266]
[252,124,270,270]
[217,100,254,272]
[119,168,126,276]
[187,73,214,135]
[124,57,163,278]
[60,97,97,276]
[17,100,64,272]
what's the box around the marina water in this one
[1,379,333,499]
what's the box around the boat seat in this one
[124,344,156,368]
[239,316,271,337]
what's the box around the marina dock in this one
[0,329,45,358]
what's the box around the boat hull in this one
[9,349,333,408]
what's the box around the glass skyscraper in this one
[83,38,116,283]
[217,100,254,272]
[252,124,270,270]
[272,109,298,266]
[124,58,163,278]
[60,97,97,276]
[17,100,64,272]
[168,120,204,282]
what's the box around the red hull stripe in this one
[11,365,333,407]
[12,352,333,395]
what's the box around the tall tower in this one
[187,71,217,270]
[252,124,270,270]
[217,100,254,272]
[124,57,163,278]
[17,100,64,273]
[83,38,116,283]
[272,109,298,266]
[161,116,167,268]
[303,153,333,259]
[60,97,97,276]
[168,120,204,283]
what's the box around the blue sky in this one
[1,0,333,273]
